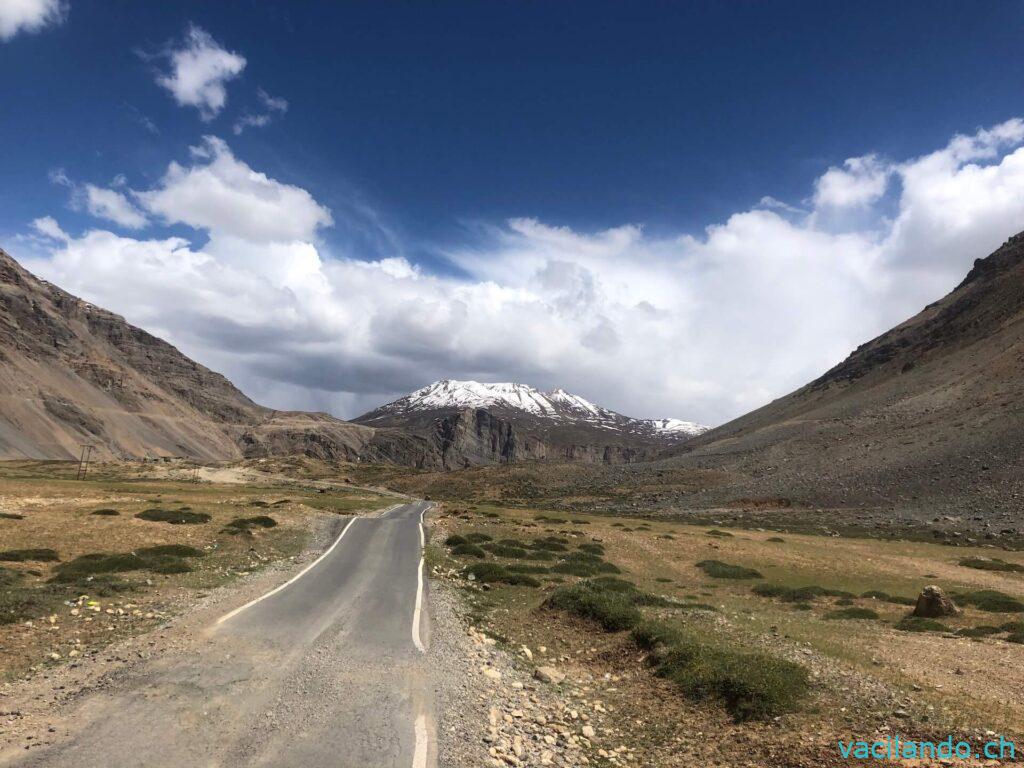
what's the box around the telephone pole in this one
[76,444,94,480]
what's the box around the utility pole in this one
[76,445,93,480]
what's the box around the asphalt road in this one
[6,500,435,768]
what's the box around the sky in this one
[2,1,1024,425]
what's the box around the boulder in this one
[912,585,961,618]
[533,666,565,685]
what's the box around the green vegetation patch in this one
[545,579,645,631]
[0,548,60,563]
[51,549,194,583]
[766,537,786,543]
[578,543,605,555]
[482,543,529,559]
[632,619,809,722]
[134,544,205,558]
[956,625,1002,638]
[705,529,734,538]
[451,543,486,558]
[224,515,278,534]
[696,560,763,580]
[136,508,212,525]
[444,534,467,546]
[463,562,539,587]
[0,513,25,520]
[957,589,1024,613]
[860,590,916,606]
[753,583,854,602]
[90,508,120,516]
[464,532,493,543]
[959,557,1024,573]
[895,616,950,633]
[824,607,879,621]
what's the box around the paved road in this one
[6,500,435,768]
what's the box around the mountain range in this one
[0,248,701,467]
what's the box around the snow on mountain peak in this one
[368,379,708,437]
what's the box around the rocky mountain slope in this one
[0,248,410,462]
[654,230,1024,525]
[354,379,706,468]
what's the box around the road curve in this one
[4,500,435,768]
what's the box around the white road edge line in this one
[215,510,377,626]
[411,504,428,653]
[412,712,428,768]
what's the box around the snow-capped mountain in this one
[356,379,708,438]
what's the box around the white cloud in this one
[233,88,289,134]
[0,0,65,41]
[22,120,1024,425]
[812,153,892,209]
[82,184,148,229]
[48,170,148,229]
[135,136,332,242]
[31,215,68,241]
[154,24,246,120]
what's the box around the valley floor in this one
[3,459,1024,767]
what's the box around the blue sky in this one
[3,1,1024,424]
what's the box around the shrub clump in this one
[482,543,529,559]
[956,625,1002,638]
[0,513,25,520]
[90,508,119,516]
[444,534,467,546]
[753,583,853,602]
[135,544,205,558]
[224,516,278,534]
[766,536,785,543]
[545,580,644,631]
[136,509,211,525]
[464,532,493,543]
[895,616,950,633]
[696,560,763,580]
[824,607,879,621]
[51,550,194,583]
[464,562,539,587]
[959,557,1024,573]
[0,548,60,563]
[451,543,486,558]
[705,529,734,538]
[633,619,809,722]
[958,589,1024,613]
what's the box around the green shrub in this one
[1006,631,1024,644]
[1000,620,1024,633]
[578,543,605,555]
[651,634,809,722]
[0,548,60,563]
[655,577,673,583]
[956,625,1002,638]
[895,616,950,633]
[766,536,785,543]
[552,559,621,577]
[0,513,25,520]
[90,508,119,516]
[224,515,277,533]
[860,590,915,606]
[483,543,529,559]
[444,534,467,546]
[706,529,733,538]
[451,543,486,558]
[632,619,684,650]
[51,550,193,583]
[465,532,493,543]
[959,590,1024,613]
[464,562,539,587]
[824,607,879,620]
[959,557,1024,573]
[136,509,211,525]
[696,560,762,580]
[531,538,569,552]
[753,583,853,602]
[507,564,550,574]
[545,582,643,631]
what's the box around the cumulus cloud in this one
[812,153,892,209]
[154,24,246,119]
[135,136,332,242]
[48,169,148,229]
[0,0,66,41]
[22,119,1024,425]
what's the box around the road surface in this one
[5,500,435,768]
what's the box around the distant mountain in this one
[354,379,707,468]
